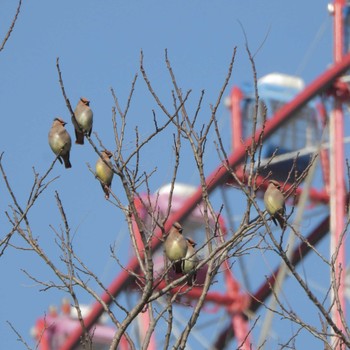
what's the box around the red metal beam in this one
[213,215,330,349]
[155,281,238,307]
[233,168,330,205]
[60,53,350,350]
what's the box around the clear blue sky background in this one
[0,0,344,349]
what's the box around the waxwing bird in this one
[73,97,93,145]
[264,179,286,228]
[164,222,188,274]
[183,238,199,285]
[95,150,114,199]
[48,117,72,168]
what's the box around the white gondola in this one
[240,73,321,182]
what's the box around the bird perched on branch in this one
[72,97,93,145]
[164,222,188,274]
[264,179,286,228]
[183,238,199,285]
[95,150,114,199]
[48,117,72,168]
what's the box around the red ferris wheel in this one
[32,1,350,349]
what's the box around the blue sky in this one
[0,0,342,349]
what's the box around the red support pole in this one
[230,87,243,151]
[138,310,157,350]
[334,0,345,63]
[224,262,251,350]
[131,216,157,350]
[316,102,331,193]
[331,1,347,347]
[330,101,347,345]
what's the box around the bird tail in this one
[173,261,183,274]
[276,212,286,229]
[75,130,84,145]
[187,272,196,286]
[62,155,72,169]
[271,216,278,226]
[100,183,110,199]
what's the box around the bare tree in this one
[1,5,350,349]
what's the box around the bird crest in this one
[172,222,183,233]
[80,97,90,106]
[54,117,66,125]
